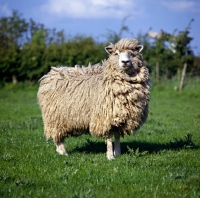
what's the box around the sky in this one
[0,0,200,55]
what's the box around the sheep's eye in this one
[130,53,134,57]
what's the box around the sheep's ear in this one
[105,43,114,54]
[135,45,143,52]
[105,46,114,54]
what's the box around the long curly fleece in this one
[37,38,150,143]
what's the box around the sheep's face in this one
[115,50,133,69]
[105,44,143,70]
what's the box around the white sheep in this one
[37,38,150,160]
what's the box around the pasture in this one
[0,78,200,198]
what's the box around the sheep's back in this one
[37,66,113,139]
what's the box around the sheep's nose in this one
[122,60,130,64]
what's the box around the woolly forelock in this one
[109,38,139,52]
[37,39,150,143]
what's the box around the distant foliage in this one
[139,19,198,78]
[0,11,106,83]
[0,11,199,84]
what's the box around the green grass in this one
[0,79,200,198]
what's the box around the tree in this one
[19,29,46,81]
[146,19,195,77]
[170,20,194,74]
[0,10,28,83]
[68,36,106,66]
[0,11,197,84]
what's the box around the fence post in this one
[12,74,18,84]
[156,62,159,82]
[179,63,187,92]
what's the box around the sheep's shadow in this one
[71,134,197,154]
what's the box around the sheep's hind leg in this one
[114,133,121,157]
[106,134,114,160]
[55,139,68,156]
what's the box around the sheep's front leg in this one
[106,134,114,160]
[114,132,121,157]
[55,139,68,156]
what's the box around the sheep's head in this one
[105,38,143,71]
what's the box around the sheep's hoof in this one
[114,151,121,157]
[59,153,68,156]
[56,144,68,156]
[107,155,115,160]
[56,150,68,156]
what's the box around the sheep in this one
[37,38,150,160]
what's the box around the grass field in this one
[0,78,200,198]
